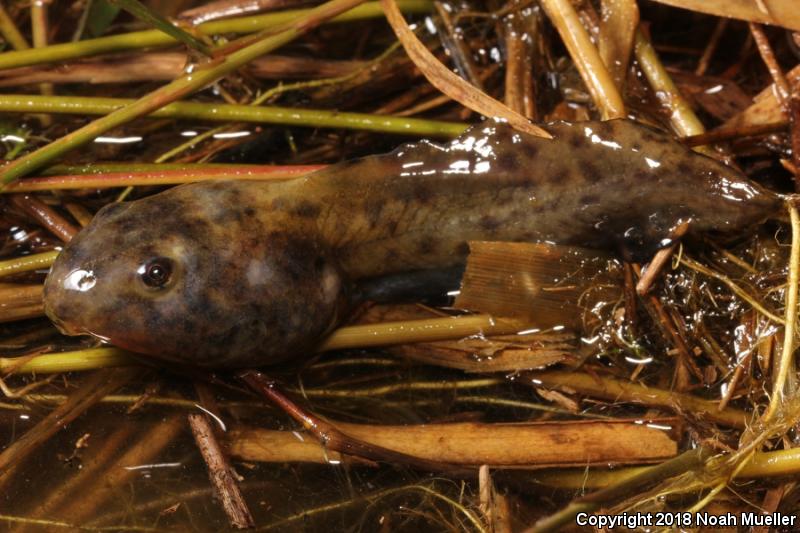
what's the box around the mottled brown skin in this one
[43,119,781,368]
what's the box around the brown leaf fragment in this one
[646,0,800,32]
[380,0,552,139]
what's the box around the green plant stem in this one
[2,164,322,192]
[0,347,135,374]
[0,0,374,184]
[108,0,212,55]
[0,3,29,51]
[0,0,432,70]
[39,162,257,175]
[0,94,469,138]
[0,250,58,277]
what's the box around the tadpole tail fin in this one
[454,241,623,332]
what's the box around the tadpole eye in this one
[138,257,173,289]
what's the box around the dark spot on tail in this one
[365,199,384,226]
[479,215,502,232]
[551,166,571,185]
[497,153,518,173]
[291,201,321,219]
[580,194,599,205]
[417,236,438,254]
[569,132,586,148]
[523,143,539,159]
[397,183,433,205]
[581,162,603,183]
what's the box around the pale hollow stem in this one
[319,314,524,351]
[0,251,57,277]
[633,29,706,138]
[226,418,678,466]
[0,0,433,70]
[0,94,468,140]
[538,0,625,120]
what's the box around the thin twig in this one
[749,22,790,106]
[188,414,255,529]
[9,194,79,242]
[694,18,727,76]
[636,221,690,295]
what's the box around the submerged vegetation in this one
[1,0,800,531]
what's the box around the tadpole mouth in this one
[43,276,82,336]
[42,252,96,338]
[45,306,84,336]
